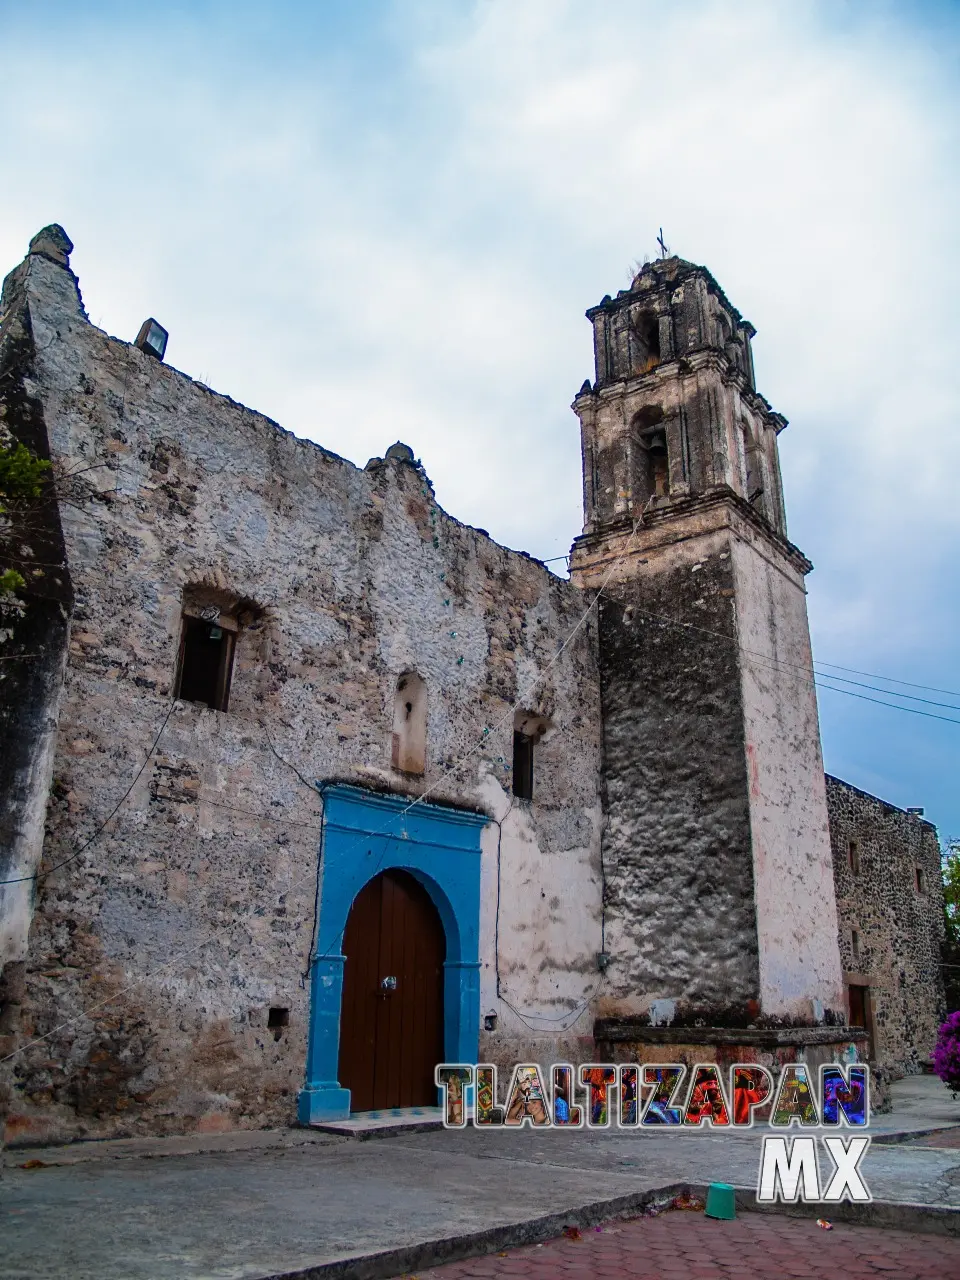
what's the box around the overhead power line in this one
[810,670,960,712]
[814,661,960,702]
[627,605,960,728]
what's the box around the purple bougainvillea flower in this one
[933,1012,960,1094]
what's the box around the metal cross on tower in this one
[657,228,669,258]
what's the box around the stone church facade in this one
[0,227,944,1144]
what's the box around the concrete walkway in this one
[2,1077,960,1280]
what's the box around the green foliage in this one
[944,840,960,919]
[0,440,50,509]
[0,439,51,624]
[942,840,960,1013]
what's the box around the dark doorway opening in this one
[338,869,445,1113]
[848,983,872,1059]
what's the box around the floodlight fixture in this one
[135,317,168,361]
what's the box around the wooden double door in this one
[338,869,445,1113]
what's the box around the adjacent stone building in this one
[0,228,945,1144]
[827,776,945,1079]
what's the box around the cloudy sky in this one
[2,0,958,839]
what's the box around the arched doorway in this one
[338,868,446,1112]
[298,784,486,1126]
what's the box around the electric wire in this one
[3,517,954,1061]
[0,700,177,886]
[0,515,649,1062]
[815,662,960,701]
[301,511,650,976]
[499,981,605,1034]
[627,604,960,726]
[812,672,960,713]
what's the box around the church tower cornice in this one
[574,349,787,435]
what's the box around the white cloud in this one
[0,0,957,825]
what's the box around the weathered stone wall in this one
[733,531,845,1021]
[588,528,761,1021]
[572,492,846,1027]
[2,238,603,1145]
[0,236,77,1137]
[826,775,945,1081]
[0,236,75,970]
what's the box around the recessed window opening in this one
[645,430,670,498]
[915,867,925,894]
[632,406,669,504]
[851,930,860,963]
[176,615,236,711]
[512,711,550,801]
[716,309,739,367]
[631,310,660,374]
[175,589,262,713]
[392,671,427,774]
[742,424,763,506]
[513,731,534,800]
[848,840,860,876]
[268,1007,289,1042]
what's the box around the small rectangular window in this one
[915,867,924,894]
[512,731,534,801]
[851,930,860,963]
[268,1006,289,1042]
[176,615,235,711]
[848,840,860,876]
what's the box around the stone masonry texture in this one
[1,236,602,1144]
[0,229,947,1144]
[826,774,945,1080]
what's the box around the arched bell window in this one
[631,310,660,375]
[632,405,670,503]
[644,429,670,498]
[741,422,765,514]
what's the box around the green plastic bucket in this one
[704,1182,737,1220]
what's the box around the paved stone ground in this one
[407,1210,960,1279]
[5,1127,960,1279]
[2,1078,960,1279]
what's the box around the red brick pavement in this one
[402,1209,960,1278]
[901,1128,960,1149]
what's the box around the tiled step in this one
[311,1105,444,1139]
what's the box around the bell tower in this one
[576,255,784,535]
[571,257,846,1029]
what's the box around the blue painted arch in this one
[298,784,487,1124]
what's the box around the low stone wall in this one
[594,1020,880,1111]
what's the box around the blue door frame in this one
[298,784,487,1124]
